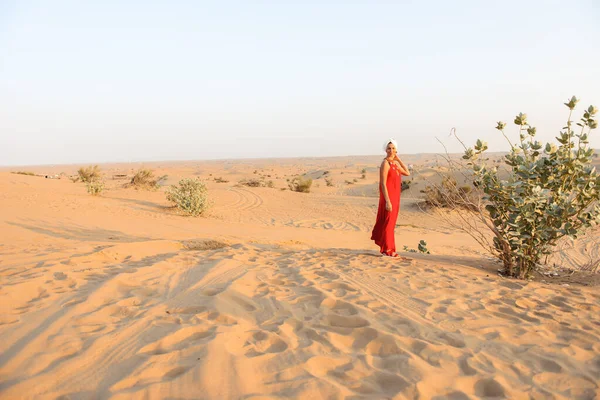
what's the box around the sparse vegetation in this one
[239,177,274,188]
[401,180,411,191]
[325,177,334,187]
[129,168,164,190]
[166,178,210,217]
[11,171,35,176]
[288,176,312,193]
[182,239,229,250]
[403,240,430,254]
[86,180,105,196]
[77,165,101,183]
[214,177,229,183]
[422,176,476,210]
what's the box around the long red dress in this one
[371,160,402,254]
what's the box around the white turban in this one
[383,138,398,152]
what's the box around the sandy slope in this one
[1,158,599,399]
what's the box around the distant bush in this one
[214,177,229,183]
[166,178,209,216]
[129,168,162,190]
[422,176,477,211]
[11,171,35,176]
[77,165,101,183]
[86,180,105,196]
[325,177,334,187]
[241,178,263,187]
[288,176,312,193]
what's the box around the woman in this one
[371,139,410,257]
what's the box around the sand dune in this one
[1,157,599,399]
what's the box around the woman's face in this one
[386,143,396,157]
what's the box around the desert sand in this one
[1,155,599,399]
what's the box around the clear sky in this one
[1,0,599,166]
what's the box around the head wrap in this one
[383,138,398,152]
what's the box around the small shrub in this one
[11,171,35,176]
[86,180,105,196]
[182,239,228,250]
[166,178,209,216]
[240,178,264,187]
[288,176,312,193]
[418,240,430,254]
[353,178,358,183]
[345,180,354,185]
[361,168,367,174]
[130,168,160,190]
[325,177,334,187]
[214,177,229,183]
[401,180,411,191]
[423,176,476,210]
[361,173,366,179]
[404,240,430,254]
[77,165,101,183]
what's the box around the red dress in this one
[371,160,402,254]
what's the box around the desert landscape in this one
[0,155,599,399]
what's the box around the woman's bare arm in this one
[394,155,411,176]
[380,160,392,211]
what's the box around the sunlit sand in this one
[1,155,599,399]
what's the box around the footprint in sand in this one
[238,330,289,357]
[53,271,67,280]
[474,378,505,398]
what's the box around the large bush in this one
[463,97,599,278]
[166,178,210,216]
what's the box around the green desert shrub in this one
[12,171,35,176]
[288,176,312,193]
[463,97,600,278]
[325,177,334,187]
[86,180,105,196]
[403,240,430,254]
[166,178,209,216]
[77,165,101,183]
[401,180,411,191]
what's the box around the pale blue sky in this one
[1,0,599,166]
